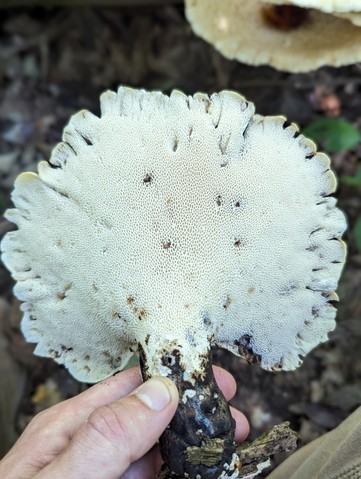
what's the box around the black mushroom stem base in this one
[139,346,238,479]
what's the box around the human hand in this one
[0,366,249,479]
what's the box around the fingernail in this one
[135,378,173,411]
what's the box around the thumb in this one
[36,377,179,479]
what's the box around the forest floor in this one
[0,3,360,475]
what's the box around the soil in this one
[0,3,360,476]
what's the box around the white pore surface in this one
[1,87,346,382]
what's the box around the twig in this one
[157,421,298,479]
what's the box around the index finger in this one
[54,364,237,416]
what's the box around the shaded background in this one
[0,1,360,474]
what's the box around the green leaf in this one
[303,118,361,153]
[340,167,361,187]
[355,216,361,254]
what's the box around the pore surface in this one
[1,87,346,381]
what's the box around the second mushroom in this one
[185,0,361,72]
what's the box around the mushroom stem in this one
[139,345,238,479]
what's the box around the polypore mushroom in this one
[1,87,346,478]
[184,0,361,72]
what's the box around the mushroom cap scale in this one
[185,0,361,72]
[1,87,346,383]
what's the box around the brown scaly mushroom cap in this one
[1,87,346,478]
[185,0,361,72]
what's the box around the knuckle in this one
[26,409,56,435]
[20,409,69,460]
[86,404,130,451]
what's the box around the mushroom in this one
[1,87,346,478]
[184,0,361,72]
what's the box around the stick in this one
[157,421,298,478]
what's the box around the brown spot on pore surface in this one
[162,240,172,250]
[271,360,284,371]
[61,345,73,353]
[48,348,61,359]
[223,295,232,310]
[248,287,255,294]
[57,282,73,300]
[84,355,90,361]
[235,335,261,364]
[261,4,309,31]
[138,308,148,320]
[127,296,135,305]
[143,173,153,185]
[127,295,148,320]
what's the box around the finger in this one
[22,363,238,451]
[25,367,144,444]
[60,364,236,430]
[35,377,179,479]
[0,367,144,478]
[213,366,250,441]
[58,366,143,417]
[213,365,237,401]
[120,445,162,479]
[230,406,250,443]
[51,364,234,419]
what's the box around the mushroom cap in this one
[185,0,361,72]
[264,0,361,13]
[1,87,346,382]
